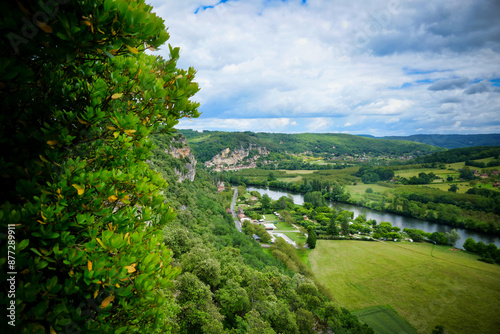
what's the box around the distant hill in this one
[381,134,500,149]
[412,146,500,164]
[178,130,443,163]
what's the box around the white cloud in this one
[148,0,500,135]
[177,117,300,133]
[306,117,335,132]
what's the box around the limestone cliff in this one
[204,144,269,171]
[167,136,197,182]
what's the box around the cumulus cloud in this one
[148,0,500,135]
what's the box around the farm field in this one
[346,184,392,195]
[279,169,317,174]
[393,168,456,178]
[414,181,473,193]
[353,306,416,334]
[309,240,500,334]
[277,176,303,182]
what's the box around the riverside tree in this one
[445,229,461,247]
[0,1,199,333]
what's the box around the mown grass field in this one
[263,213,278,222]
[284,232,306,243]
[346,184,392,195]
[277,176,303,182]
[353,306,416,334]
[274,221,295,230]
[309,240,500,334]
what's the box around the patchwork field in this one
[309,240,500,334]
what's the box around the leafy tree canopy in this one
[1,1,199,332]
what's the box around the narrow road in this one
[230,187,242,232]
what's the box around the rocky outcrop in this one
[204,144,269,172]
[167,136,197,182]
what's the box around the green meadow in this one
[346,184,391,195]
[263,213,279,222]
[274,221,295,230]
[284,232,307,244]
[309,240,500,334]
[279,169,317,174]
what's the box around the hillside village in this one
[203,145,420,172]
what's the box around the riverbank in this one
[246,185,500,248]
[247,180,500,236]
[310,240,500,334]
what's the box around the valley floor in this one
[309,240,500,334]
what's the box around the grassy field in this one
[284,232,307,244]
[415,181,473,193]
[279,169,317,174]
[274,221,295,230]
[353,306,416,334]
[346,184,392,195]
[394,168,456,178]
[263,214,279,222]
[309,240,500,334]
[447,161,466,170]
[277,176,303,182]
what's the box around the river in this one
[246,186,500,249]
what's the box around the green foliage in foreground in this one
[310,241,500,334]
[1,1,200,333]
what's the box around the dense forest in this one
[381,134,500,149]
[180,129,443,163]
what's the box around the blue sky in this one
[149,0,500,136]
